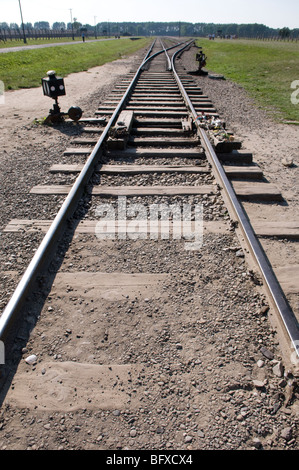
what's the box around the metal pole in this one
[94,16,97,39]
[18,0,27,44]
[69,9,74,40]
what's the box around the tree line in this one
[0,21,298,39]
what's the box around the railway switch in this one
[41,70,83,124]
[195,51,207,74]
[188,48,208,76]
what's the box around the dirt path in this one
[0,38,117,54]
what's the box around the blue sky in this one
[2,0,299,29]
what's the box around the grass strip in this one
[196,38,299,122]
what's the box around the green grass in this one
[196,38,299,122]
[0,36,111,48]
[0,38,150,91]
[0,36,107,48]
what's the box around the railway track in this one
[0,38,298,451]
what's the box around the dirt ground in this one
[0,54,139,142]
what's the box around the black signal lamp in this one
[42,70,66,99]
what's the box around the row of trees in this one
[1,21,82,31]
[1,21,298,39]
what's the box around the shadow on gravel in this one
[0,190,93,407]
[44,121,85,137]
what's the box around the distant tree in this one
[52,22,66,30]
[180,23,194,36]
[4,20,292,39]
[137,25,146,36]
[72,18,82,31]
[34,21,50,30]
[279,27,290,38]
[82,24,93,32]
[225,24,238,36]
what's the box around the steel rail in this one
[159,38,172,71]
[141,40,185,71]
[171,42,299,362]
[0,38,167,344]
